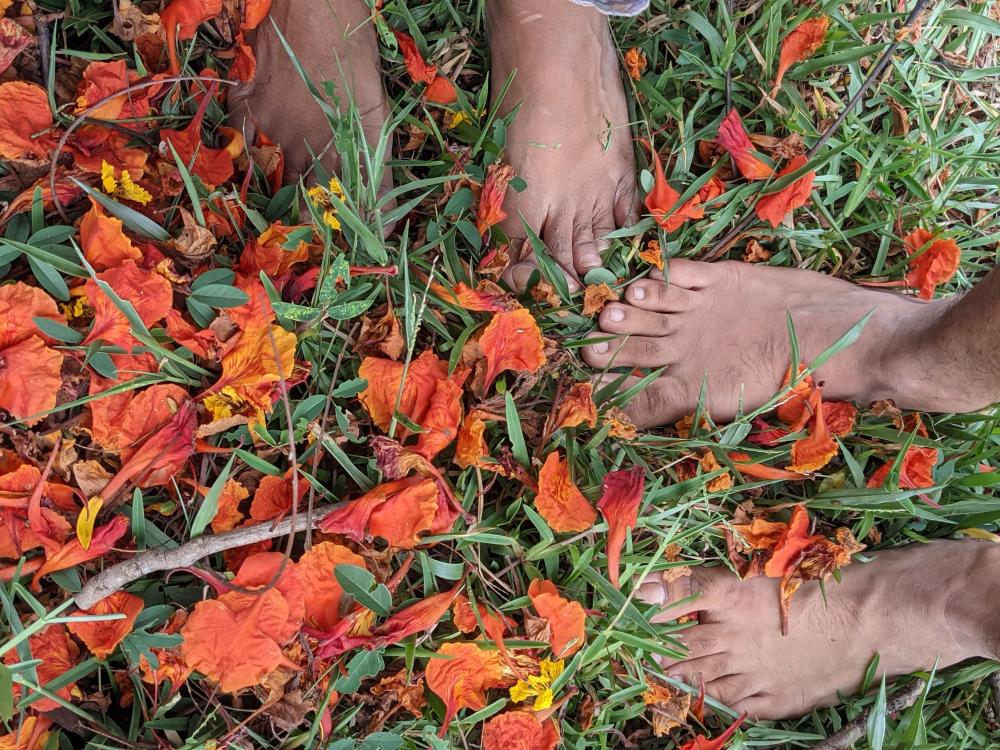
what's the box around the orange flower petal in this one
[553,382,598,430]
[597,468,645,588]
[31,515,129,592]
[774,17,830,90]
[0,81,55,160]
[762,506,823,578]
[455,411,490,469]
[866,445,938,490]
[359,350,450,434]
[80,199,142,271]
[67,591,144,660]
[535,452,597,533]
[3,626,79,712]
[528,578,587,658]
[482,712,560,750]
[755,155,815,228]
[476,163,514,235]
[903,228,960,300]
[296,542,367,631]
[413,368,469,460]
[715,110,774,180]
[318,477,439,549]
[480,309,546,391]
[425,642,508,735]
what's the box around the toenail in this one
[607,306,625,322]
[590,341,609,354]
[632,286,646,300]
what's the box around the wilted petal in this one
[596,468,645,588]
[535,452,597,533]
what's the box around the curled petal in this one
[715,110,774,180]
[535,452,597,533]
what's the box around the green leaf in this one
[189,284,250,309]
[272,301,319,322]
[332,378,367,398]
[326,298,374,320]
[32,316,82,343]
[333,649,385,694]
[25,256,69,301]
[191,268,235,290]
[71,179,170,241]
[0,664,13,722]
[505,391,529,469]
[334,564,392,616]
[190,454,236,538]
[867,676,887,750]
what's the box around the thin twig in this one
[988,670,1000,724]
[810,678,926,750]
[701,0,933,262]
[73,506,334,609]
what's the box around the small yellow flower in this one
[100,160,152,204]
[203,385,246,421]
[446,110,470,129]
[307,185,329,207]
[328,176,346,201]
[322,209,342,231]
[509,658,564,711]
[61,295,89,321]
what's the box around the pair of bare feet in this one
[228,0,1000,726]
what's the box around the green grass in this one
[2,0,1000,748]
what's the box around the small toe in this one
[613,177,640,228]
[657,259,719,289]
[625,280,696,312]
[664,653,731,687]
[502,259,540,293]
[599,304,673,336]
[542,219,582,286]
[729,694,773,722]
[572,220,604,278]
[582,335,674,369]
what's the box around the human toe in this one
[599,303,674,336]
[581,334,675,369]
[625,278,697,312]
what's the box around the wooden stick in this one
[73,507,334,610]
[810,678,926,750]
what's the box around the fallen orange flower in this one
[74,59,156,123]
[358,350,450,434]
[624,47,647,80]
[296,541,367,631]
[453,593,514,641]
[161,0,224,75]
[83,259,174,349]
[553,382,598,431]
[159,79,235,187]
[773,17,830,91]
[3,625,81,712]
[180,586,301,692]
[715,110,774,180]
[787,388,838,473]
[318,477,440,549]
[67,591,144,660]
[0,18,33,78]
[235,222,311,278]
[209,478,248,533]
[0,282,64,424]
[480,308,547,391]
[679,713,746,750]
[727,452,804,481]
[903,227,961,300]
[362,580,463,650]
[455,411,490,469]
[535,452,597,533]
[639,239,664,270]
[644,144,717,232]
[597,468,645,588]
[203,324,298,428]
[394,29,458,104]
[80,199,142,271]
[481,711,560,750]
[0,715,50,750]
[31,515,129,591]
[425,642,509,735]
[528,579,587,658]
[413,374,467,461]
[430,279,519,313]
[823,401,858,437]
[0,81,56,160]
[762,506,823,579]
[99,400,197,498]
[755,155,815,228]
[476,163,514,235]
[867,445,939,490]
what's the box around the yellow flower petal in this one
[76,496,104,551]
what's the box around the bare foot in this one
[228,0,391,184]
[488,0,638,291]
[637,540,1000,719]
[582,260,998,428]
